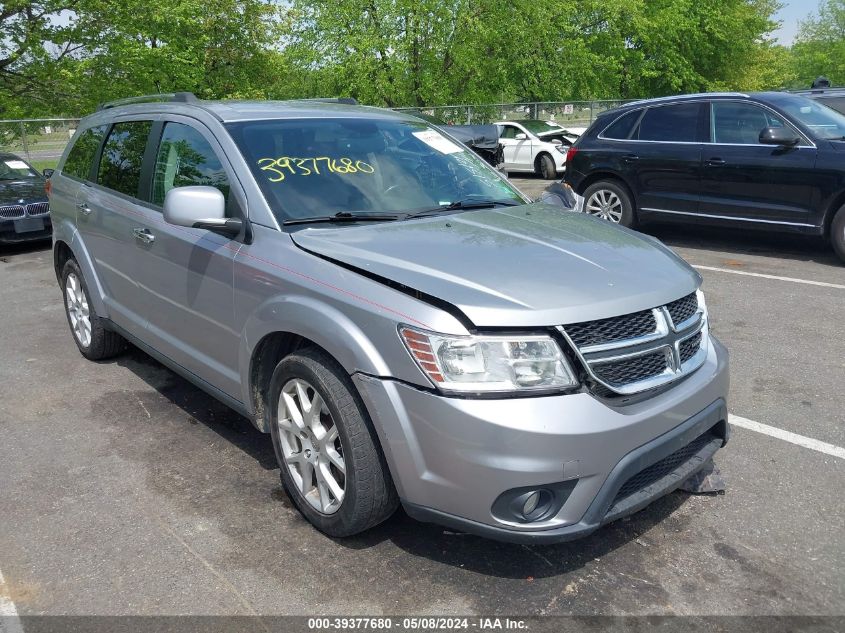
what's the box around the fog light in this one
[491,480,578,525]
[522,491,541,516]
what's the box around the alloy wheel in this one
[65,272,91,348]
[585,189,624,223]
[277,378,346,515]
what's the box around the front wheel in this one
[537,153,557,180]
[268,348,398,537]
[831,204,845,263]
[582,180,636,228]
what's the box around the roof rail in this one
[296,97,358,106]
[97,92,199,111]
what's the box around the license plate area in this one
[13,217,44,233]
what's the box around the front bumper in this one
[354,336,729,543]
[0,215,52,243]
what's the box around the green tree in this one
[789,0,845,88]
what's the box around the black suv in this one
[564,92,845,262]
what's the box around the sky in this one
[772,0,821,45]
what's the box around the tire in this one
[537,153,557,180]
[831,204,845,263]
[582,179,637,228]
[268,347,399,537]
[61,258,126,360]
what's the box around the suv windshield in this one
[0,156,40,180]
[227,117,524,223]
[775,95,845,140]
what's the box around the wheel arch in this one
[51,233,109,318]
[577,171,636,202]
[240,296,394,432]
[823,190,845,237]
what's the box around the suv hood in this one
[291,204,701,328]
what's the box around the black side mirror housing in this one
[759,127,801,147]
[42,168,54,178]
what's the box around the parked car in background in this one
[789,81,845,116]
[403,110,504,167]
[495,120,582,179]
[48,94,729,543]
[565,92,845,262]
[0,152,51,244]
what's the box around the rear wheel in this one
[61,259,125,360]
[537,153,557,180]
[268,347,398,537]
[582,180,636,228]
[831,204,845,263]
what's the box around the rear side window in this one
[151,122,230,206]
[63,125,106,180]
[97,121,152,197]
[601,110,641,140]
[636,103,701,142]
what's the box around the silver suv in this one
[49,94,729,543]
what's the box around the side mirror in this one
[759,127,800,147]
[163,186,241,237]
[42,168,54,178]
[514,132,528,141]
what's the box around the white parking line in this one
[0,567,24,633]
[729,414,845,460]
[693,265,845,290]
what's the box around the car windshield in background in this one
[519,120,565,135]
[0,157,39,180]
[776,95,845,140]
[227,118,524,223]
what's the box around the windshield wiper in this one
[403,198,522,220]
[283,211,402,226]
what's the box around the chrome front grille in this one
[0,205,25,219]
[26,202,50,216]
[565,309,656,347]
[559,291,707,395]
[666,293,698,327]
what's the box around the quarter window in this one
[152,122,230,206]
[636,103,700,142]
[63,125,107,181]
[97,121,152,197]
[602,110,641,140]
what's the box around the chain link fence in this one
[0,118,80,170]
[394,100,635,127]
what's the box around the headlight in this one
[555,144,568,155]
[399,327,579,394]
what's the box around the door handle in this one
[623,154,639,162]
[132,228,155,244]
[76,202,92,216]
[706,158,726,167]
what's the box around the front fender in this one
[238,293,393,418]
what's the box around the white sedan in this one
[494,120,584,179]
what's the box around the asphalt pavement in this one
[0,184,842,623]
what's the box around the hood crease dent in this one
[290,204,700,329]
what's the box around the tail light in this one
[565,146,578,163]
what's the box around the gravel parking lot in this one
[1,177,843,624]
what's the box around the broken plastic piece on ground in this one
[679,459,726,494]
